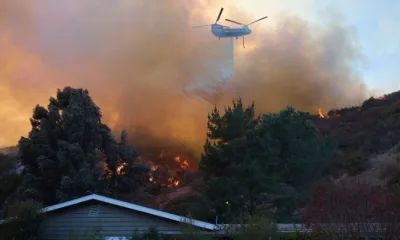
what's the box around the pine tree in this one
[200,100,336,221]
[199,98,257,178]
[18,87,145,205]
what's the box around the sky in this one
[238,0,400,94]
[0,0,398,149]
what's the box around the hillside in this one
[310,90,400,175]
[3,91,399,176]
[0,146,18,156]
[160,90,400,216]
[2,90,400,218]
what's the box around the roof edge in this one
[40,194,217,230]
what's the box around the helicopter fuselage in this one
[211,24,251,38]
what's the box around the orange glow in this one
[316,107,328,119]
[116,162,128,175]
[147,160,181,187]
[378,95,386,100]
[102,164,113,179]
[174,156,190,170]
[173,180,180,187]
[174,156,180,163]
[0,0,369,162]
[181,160,190,169]
[168,176,180,187]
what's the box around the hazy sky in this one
[0,0,398,149]
[239,0,400,94]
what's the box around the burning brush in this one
[137,153,193,188]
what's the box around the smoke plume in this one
[0,0,368,164]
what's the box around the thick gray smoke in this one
[0,0,368,165]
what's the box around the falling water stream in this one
[183,37,234,103]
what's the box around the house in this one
[4,193,389,239]
[34,194,218,239]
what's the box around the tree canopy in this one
[2,87,339,225]
[0,153,21,213]
[199,99,336,222]
[18,87,148,205]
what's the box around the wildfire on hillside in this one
[138,153,191,188]
[101,151,188,188]
[174,156,190,170]
[148,164,180,188]
[316,107,328,119]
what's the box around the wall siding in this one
[39,200,200,240]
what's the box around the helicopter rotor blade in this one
[225,19,245,25]
[246,16,268,26]
[192,24,210,28]
[216,8,224,23]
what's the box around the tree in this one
[199,99,336,222]
[200,98,258,178]
[163,192,215,222]
[18,87,144,205]
[222,212,277,240]
[113,130,150,195]
[0,153,22,218]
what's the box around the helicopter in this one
[192,8,268,48]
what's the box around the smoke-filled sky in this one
[0,0,397,152]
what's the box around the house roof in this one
[39,194,217,231]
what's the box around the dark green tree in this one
[18,87,144,205]
[199,100,336,222]
[0,153,22,217]
[200,98,258,177]
[113,130,150,194]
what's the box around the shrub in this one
[0,200,44,240]
[67,229,102,240]
[221,212,277,240]
[163,192,214,222]
[131,228,166,240]
[302,180,400,239]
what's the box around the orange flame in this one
[116,162,128,175]
[181,160,189,169]
[316,107,328,119]
[168,176,180,187]
[102,164,113,179]
[174,156,190,170]
[148,173,179,187]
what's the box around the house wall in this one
[38,200,203,240]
